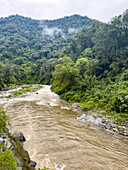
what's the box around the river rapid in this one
[0,85,128,170]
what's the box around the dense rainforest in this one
[0,9,128,170]
[0,14,93,86]
[0,10,128,124]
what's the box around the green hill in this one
[0,14,93,85]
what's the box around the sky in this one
[0,0,127,22]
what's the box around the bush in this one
[0,110,10,133]
[0,110,17,170]
[0,143,18,170]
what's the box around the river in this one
[0,85,128,170]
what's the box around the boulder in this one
[13,131,26,142]
[29,161,37,167]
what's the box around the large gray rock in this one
[29,161,37,167]
[13,131,26,142]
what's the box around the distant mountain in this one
[0,14,94,63]
[0,14,94,86]
[44,14,93,33]
[0,14,93,38]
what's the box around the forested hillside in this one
[51,10,128,123]
[0,14,93,87]
[0,10,128,123]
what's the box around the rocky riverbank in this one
[72,103,128,138]
[0,130,36,170]
[0,84,42,99]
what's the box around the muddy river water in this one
[0,85,128,170]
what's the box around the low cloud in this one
[68,28,78,34]
[43,27,63,37]
[39,20,64,38]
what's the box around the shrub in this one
[0,143,18,170]
[0,110,10,133]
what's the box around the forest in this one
[0,10,128,124]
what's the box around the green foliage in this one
[0,110,17,170]
[52,56,79,95]
[5,86,42,98]
[0,110,10,133]
[0,14,93,87]
[12,91,23,96]
[0,143,18,170]
[52,10,128,124]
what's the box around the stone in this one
[113,128,118,133]
[24,157,31,163]
[13,131,26,142]
[17,167,22,170]
[102,120,106,123]
[123,130,128,136]
[0,137,4,143]
[72,103,79,108]
[29,160,37,167]
[105,124,113,130]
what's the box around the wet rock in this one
[76,114,86,122]
[17,167,22,170]
[24,157,31,163]
[22,85,30,89]
[24,157,36,167]
[102,120,106,123]
[86,115,102,126]
[72,103,79,108]
[29,160,37,167]
[13,131,26,142]
[0,137,4,143]
[113,128,118,133]
[123,130,128,136]
[105,124,113,130]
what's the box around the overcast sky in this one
[0,0,127,22]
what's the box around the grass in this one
[5,85,42,98]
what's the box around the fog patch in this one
[39,20,65,38]
[68,28,78,34]
[43,27,63,36]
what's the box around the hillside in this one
[51,9,128,124]
[0,14,93,86]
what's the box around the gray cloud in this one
[0,0,127,22]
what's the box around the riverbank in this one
[0,109,36,170]
[72,103,128,138]
[0,84,42,99]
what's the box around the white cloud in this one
[0,0,127,22]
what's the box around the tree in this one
[52,56,79,94]
[75,58,89,77]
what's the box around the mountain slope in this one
[0,14,94,86]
